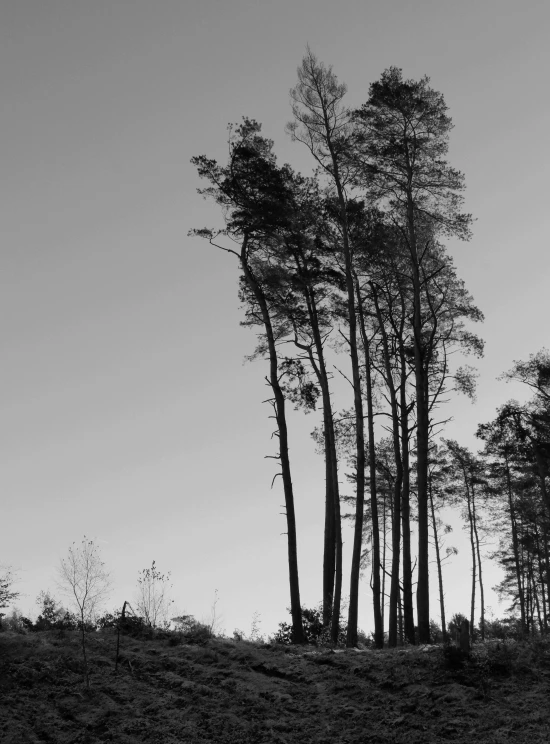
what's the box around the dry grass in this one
[1,629,549,743]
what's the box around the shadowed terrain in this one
[1,630,550,743]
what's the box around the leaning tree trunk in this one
[471,483,485,640]
[299,282,343,641]
[308,288,342,638]
[240,242,305,643]
[429,477,448,643]
[464,475,477,642]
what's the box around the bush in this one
[178,620,212,645]
[273,605,350,646]
[118,614,150,637]
[95,607,151,637]
[95,612,118,629]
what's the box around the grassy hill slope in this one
[1,630,550,743]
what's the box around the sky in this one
[1,0,549,639]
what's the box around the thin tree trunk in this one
[534,522,548,633]
[240,241,305,643]
[505,455,527,633]
[80,610,89,689]
[522,540,530,635]
[299,283,343,642]
[381,492,387,638]
[371,287,403,647]
[465,477,477,642]
[356,279,383,648]
[471,484,485,640]
[399,346,415,645]
[337,211,365,648]
[405,198,430,643]
[528,554,543,633]
[314,119,365,647]
[299,322,335,630]
[429,477,447,643]
[544,526,550,634]
[332,489,343,644]
[321,403,336,627]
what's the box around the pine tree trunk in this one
[429,478,447,643]
[544,526,550,633]
[322,405,336,627]
[332,498,343,644]
[381,494,387,637]
[356,281,383,648]
[505,455,527,633]
[398,586,404,645]
[371,288,403,647]
[406,199,430,644]
[399,349,415,645]
[321,140,365,648]
[300,284,342,641]
[240,243,305,643]
[534,523,548,633]
[471,484,485,640]
[389,450,403,647]
[465,477,477,641]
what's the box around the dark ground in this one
[1,629,550,743]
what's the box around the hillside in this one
[1,630,550,743]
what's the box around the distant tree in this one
[135,561,174,629]
[0,566,19,617]
[58,537,111,687]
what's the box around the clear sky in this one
[2,0,549,638]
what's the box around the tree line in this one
[191,49,549,646]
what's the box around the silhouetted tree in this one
[191,121,306,642]
[351,68,473,642]
[288,49,373,647]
